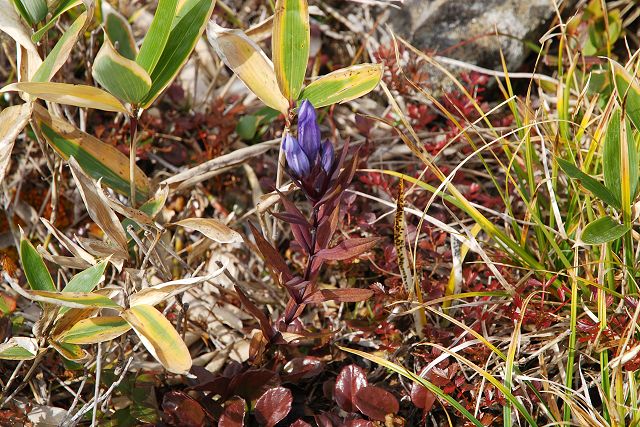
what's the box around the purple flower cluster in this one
[282,101,337,201]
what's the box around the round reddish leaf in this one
[410,382,436,412]
[334,364,368,412]
[254,386,293,427]
[282,357,324,382]
[353,385,399,421]
[161,391,206,427]
[218,397,246,427]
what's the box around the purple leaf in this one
[254,386,293,427]
[234,285,274,339]
[218,397,245,427]
[316,237,381,261]
[334,364,368,412]
[228,368,276,401]
[249,223,294,281]
[303,288,373,304]
[161,391,206,427]
[353,385,399,421]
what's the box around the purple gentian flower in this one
[282,100,336,181]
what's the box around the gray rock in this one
[389,0,558,70]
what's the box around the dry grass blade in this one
[68,157,128,253]
[173,218,242,244]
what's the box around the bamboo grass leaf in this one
[272,0,309,101]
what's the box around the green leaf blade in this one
[141,0,215,108]
[272,0,309,101]
[582,216,630,245]
[136,0,179,73]
[20,235,56,292]
[299,63,383,108]
[92,38,152,105]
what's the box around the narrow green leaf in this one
[557,158,620,209]
[582,216,631,245]
[12,0,47,25]
[32,12,87,83]
[612,60,640,131]
[92,38,152,105]
[104,10,137,60]
[57,316,131,344]
[136,0,179,73]
[299,63,383,108]
[62,260,108,293]
[32,104,150,202]
[141,0,215,108]
[20,234,56,292]
[272,0,309,100]
[603,109,638,202]
[32,0,82,43]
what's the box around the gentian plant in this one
[236,100,380,347]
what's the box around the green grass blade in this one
[136,0,178,73]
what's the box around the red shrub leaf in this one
[316,237,381,261]
[218,397,246,427]
[410,382,436,412]
[291,420,313,427]
[353,385,399,421]
[334,364,368,412]
[254,386,293,427]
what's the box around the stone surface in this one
[388,0,560,70]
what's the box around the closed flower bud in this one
[320,139,334,174]
[298,100,321,158]
[283,134,310,177]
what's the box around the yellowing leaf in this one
[32,104,149,201]
[57,316,131,344]
[130,262,228,307]
[50,341,89,361]
[26,289,122,309]
[300,63,383,108]
[0,103,32,183]
[0,337,39,360]
[207,22,289,113]
[272,0,309,100]
[173,218,242,244]
[122,304,192,374]
[92,38,152,105]
[2,82,129,113]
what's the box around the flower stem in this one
[129,113,139,208]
